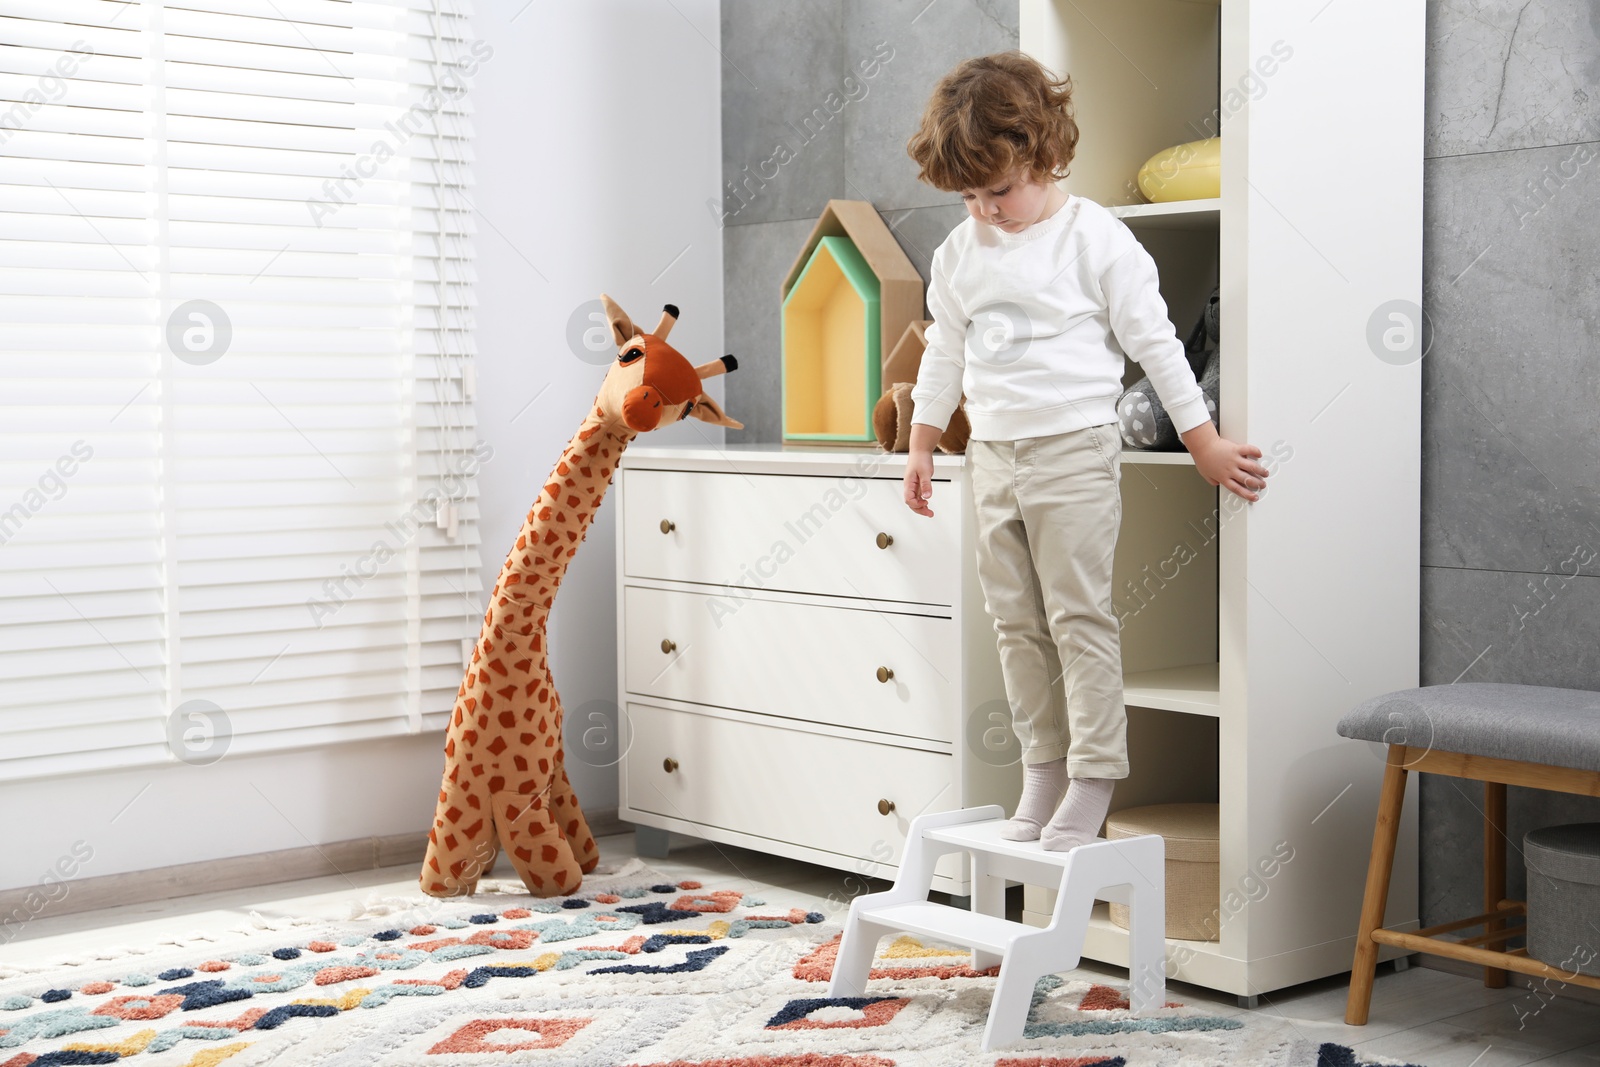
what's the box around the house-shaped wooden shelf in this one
[780,200,924,444]
[883,319,934,393]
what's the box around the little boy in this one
[900,51,1269,850]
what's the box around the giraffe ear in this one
[686,392,743,430]
[599,293,638,348]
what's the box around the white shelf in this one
[1120,449,1195,465]
[1081,901,1232,961]
[1023,901,1242,992]
[1123,663,1219,717]
[1108,198,1220,230]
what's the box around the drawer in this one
[621,702,956,869]
[623,585,955,743]
[621,467,959,605]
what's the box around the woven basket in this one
[1106,803,1219,942]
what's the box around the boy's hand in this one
[904,449,935,516]
[1180,420,1271,502]
[903,422,945,517]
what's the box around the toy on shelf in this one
[781,199,923,445]
[873,319,970,454]
[1136,137,1220,203]
[1117,286,1219,451]
[419,294,741,899]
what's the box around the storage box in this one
[1524,822,1600,977]
[1106,802,1219,942]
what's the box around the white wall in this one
[0,0,723,894]
[471,0,725,828]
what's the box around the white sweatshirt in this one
[909,194,1211,442]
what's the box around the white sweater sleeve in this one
[1099,229,1212,435]
[909,244,967,433]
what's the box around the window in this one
[0,0,484,777]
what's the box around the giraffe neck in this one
[512,404,637,618]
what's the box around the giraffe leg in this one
[420,771,498,898]
[493,790,583,898]
[548,752,601,874]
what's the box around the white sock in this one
[999,757,1067,841]
[1040,777,1115,852]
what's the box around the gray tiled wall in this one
[718,0,1019,444]
[719,1,1600,926]
[1417,0,1600,925]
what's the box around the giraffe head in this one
[594,293,743,433]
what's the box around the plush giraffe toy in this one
[420,294,742,898]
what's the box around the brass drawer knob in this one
[875,532,893,549]
[661,638,676,654]
[663,757,679,773]
[876,666,894,683]
[877,798,895,816]
[659,519,676,534]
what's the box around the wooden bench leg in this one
[1346,744,1409,1025]
[1484,780,1508,989]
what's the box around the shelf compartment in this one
[1020,0,1220,209]
[1112,464,1218,680]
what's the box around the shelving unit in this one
[1018,0,1423,999]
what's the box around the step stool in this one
[827,804,1166,1052]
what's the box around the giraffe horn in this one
[653,303,679,341]
[694,354,737,380]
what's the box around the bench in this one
[1337,682,1600,1024]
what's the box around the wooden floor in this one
[10,832,1600,1066]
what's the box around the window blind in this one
[0,0,483,779]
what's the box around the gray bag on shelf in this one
[1117,287,1219,450]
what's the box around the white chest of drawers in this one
[614,443,1016,895]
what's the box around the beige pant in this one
[969,423,1128,778]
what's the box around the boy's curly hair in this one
[906,51,1079,193]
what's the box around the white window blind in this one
[0,0,483,779]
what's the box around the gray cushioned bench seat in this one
[1336,682,1600,773]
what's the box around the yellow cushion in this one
[1136,137,1220,202]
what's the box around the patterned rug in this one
[0,859,1387,1066]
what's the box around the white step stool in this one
[827,805,1166,1052]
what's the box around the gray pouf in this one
[1524,822,1600,976]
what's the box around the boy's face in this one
[959,165,1061,233]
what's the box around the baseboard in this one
[0,808,628,926]
[1417,953,1600,1007]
